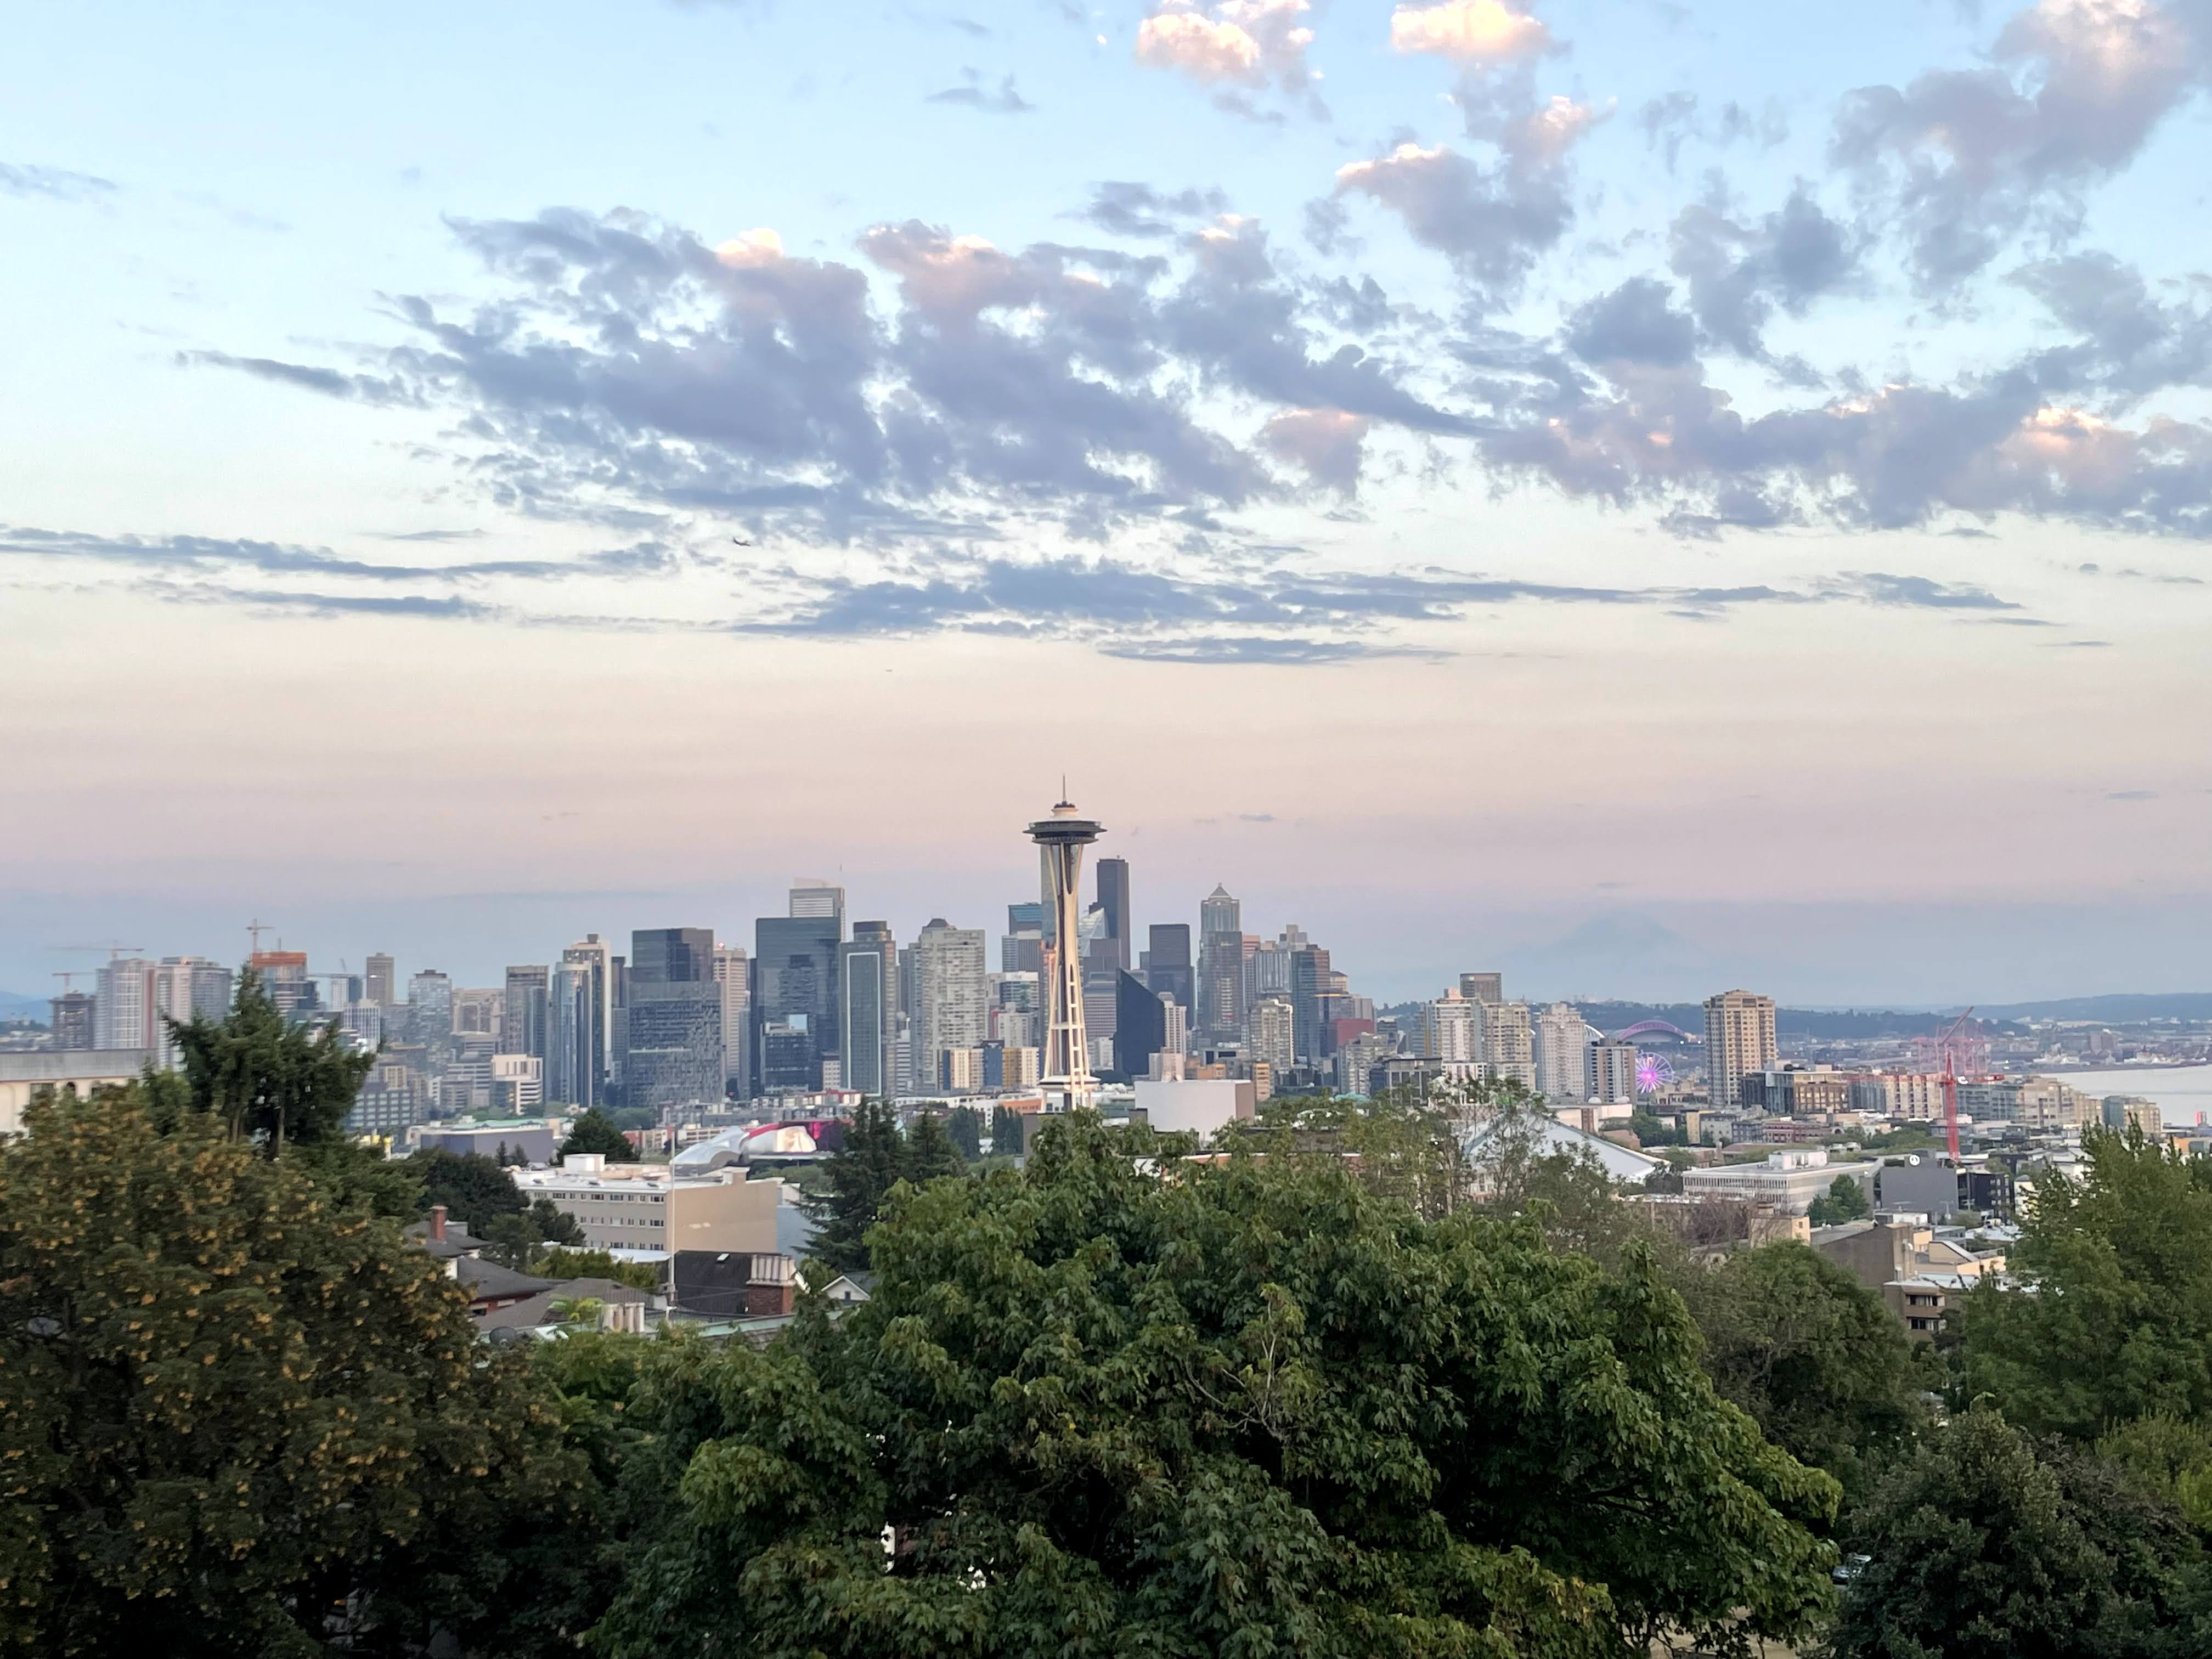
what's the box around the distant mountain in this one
[1967,993,2212,1023]
[0,991,47,1019]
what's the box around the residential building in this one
[94,957,153,1051]
[149,957,232,1065]
[349,1058,431,1138]
[1335,1030,1395,1097]
[1955,1075,2093,1130]
[838,922,897,1098]
[503,965,550,1060]
[909,918,988,1092]
[2104,1095,2162,1134]
[1250,993,1294,1075]
[490,1053,544,1115]
[1702,989,1778,1111]
[1423,990,1481,1063]
[1481,1001,1536,1090]
[1586,1038,1639,1105]
[1532,1002,1587,1101]
[1812,1218,2007,1340]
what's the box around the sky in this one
[2,0,2208,1008]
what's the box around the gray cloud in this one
[1668,184,1858,365]
[0,162,116,202]
[1634,92,1788,171]
[1081,181,1230,238]
[1832,0,2211,289]
[925,69,1034,112]
[0,524,670,584]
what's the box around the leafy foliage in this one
[593,1113,1839,1658]
[945,1103,983,1160]
[1808,1173,1872,1226]
[483,1197,587,1268]
[804,1100,968,1274]
[1677,1242,1929,1499]
[407,1146,529,1232]
[2102,1415,2212,1537]
[1956,1128,2212,1437]
[1830,1403,2210,1659]
[163,968,375,1155]
[560,1108,638,1163]
[0,1085,584,1657]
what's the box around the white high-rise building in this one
[94,957,154,1052]
[1424,989,1481,1062]
[1703,990,1779,1112]
[1028,798,1105,1110]
[1586,1039,1639,1105]
[1250,993,1295,1075]
[713,944,752,1100]
[1533,1003,1588,1102]
[1482,1001,1536,1091]
[910,918,988,1092]
[149,956,233,1066]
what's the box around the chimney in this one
[429,1204,447,1243]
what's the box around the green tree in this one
[1808,1172,1872,1226]
[946,1103,983,1160]
[1678,1242,1929,1499]
[559,1107,637,1163]
[989,1102,1024,1156]
[163,968,375,1155]
[406,1146,528,1233]
[533,1246,661,1292]
[1956,1127,2212,1437]
[1830,1403,2209,1659]
[902,1109,963,1183]
[592,1113,1839,1658]
[0,1084,584,1657]
[802,1099,908,1273]
[2102,1415,2212,1537]
[483,1197,588,1268]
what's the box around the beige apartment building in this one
[1703,990,1778,1111]
[514,1152,787,1255]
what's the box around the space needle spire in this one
[1026,791,1103,1111]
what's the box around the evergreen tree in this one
[407,1147,529,1233]
[803,1099,906,1274]
[989,1102,1024,1156]
[946,1103,983,1160]
[559,1108,637,1163]
[1807,1172,1871,1225]
[0,1084,585,1656]
[902,1110,963,1183]
[165,968,376,1155]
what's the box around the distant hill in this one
[1967,993,2212,1023]
[0,992,47,1020]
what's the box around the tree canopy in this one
[0,1084,583,1657]
[1807,1172,1871,1226]
[803,1099,968,1274]
[407,1146,529,1232]
[558,1108,637,1163]
[1830,1403,2210,1659]
[161,968,375,1155]
[591,1114,1839,1658]
[1956,1128,2212,1438]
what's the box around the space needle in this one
[1027,789,1103,1112]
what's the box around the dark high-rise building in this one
[1197,884,1245,1041]
[1002,900,1044,975]
[1142,923,1193,1013]
[754,912,842,1093]
[1113,969,1167,1081]
[1290,944,1333,1065]
[49,990,95,1051]
[503,965,549,1060]
[1094,857,1131,972]
[627,928,722,1111]
[552,934,613,1108]
[839,921,898,1098]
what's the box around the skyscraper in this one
[910,918,988,1092]
[1197,884,1244,1042]
[1002,901,1045,975]
[504,966,550,1060]
[1289,943,1331,1064]
[1423,990,1480,1062]
[1142,923,1193,1012]
[1459,972,1504,1006]
[1703,989,1778,1112]
[1028,797,1104,1110]
[1482,1001,1536,1090]
[1094,857,1131,973]
[626,927,723,1112]
[713,944,751,1100]
[789,879,845,924]
[1250,993,1294,1075]
[48,990,95,1051]
[365,953,396,1008]
[838,922,897,1098]
[94,957,152,1051]
[1533,1003,1588,1102]
[150,957,232,1066]
[407,970,454,1046]
[252,950,314,1019]
[1587,1039,1638,1105]
[1112,970,1168,1080]
[555,934,614,1106]
[754,911,842,1093]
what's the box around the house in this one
[477,1276,652,1335]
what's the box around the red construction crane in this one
[1929,1008,1980,1164]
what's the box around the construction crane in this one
[247,919,275,956]
[51,971,84,993]
[46,942,145,960]
[1929,1008,1980,1164]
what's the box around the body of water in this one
[2046,1064,2212,1128]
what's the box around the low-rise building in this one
[515,1152,788,1256]
[1811,1217,2007,1340]
[0,1049,149,1135]
[1679,1147,1872,1215]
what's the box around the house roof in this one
[477,1276,648,1332]
[455,1256,557,1302]
[403,1216,485,1260]
[1460,1114,1663,1184]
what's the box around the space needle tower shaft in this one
[1026,792,1104,1111]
